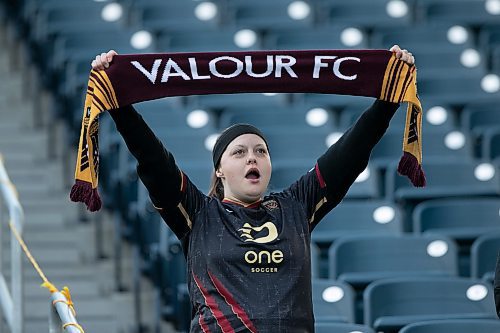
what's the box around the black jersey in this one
[109,100,399,333]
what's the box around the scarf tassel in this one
[70,180,102,212]
[397,151,426,187]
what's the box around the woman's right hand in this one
[91,50,118,70]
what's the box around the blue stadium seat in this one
[188,92,290,111]
[461,102,500,138]
[219,104,336,135]
[364,277,497,332]
[412,198,500,242]
[399,319,500,333]
[271,163,382,200]
[386,159,500,202]
[319,0,413,29]
[155,132,213,169]
[227,0,315,30]
[315,322,375,333]
[370,129,473,169]
[312,201,403,244]
[482,127,500,162]
[371,25,475,52]
[471,233,500,282]
[130,0,222,33]
[136,100,217,136]
[328,234,458,287]
[418,0,500,26]
[418,75,499,105]
[312,279,356,323]
[27,1,125,43]
[157,29,263,53]
[340,101,458,132]
[264,130,329,167]
[264,27,368,50]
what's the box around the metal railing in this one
[0,154,24,333]
[0,155,84,333]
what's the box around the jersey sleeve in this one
[109,105,206,240]
[284,100,400,230]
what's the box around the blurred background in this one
[0,0,499,332]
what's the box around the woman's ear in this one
[215,168,224,178]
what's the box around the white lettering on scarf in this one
[313,56,360,80]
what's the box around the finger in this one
[94,54,104,70]
[99,52,109,68]
[390,44,401,53]
[91,59,97,69]
[106,49,118,62]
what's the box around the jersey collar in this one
[222,197,262,209]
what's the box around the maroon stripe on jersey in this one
[180,171,187,193]
[315,164,326,188]
[198,312,211,333]
[193,274,235,333]
[208,271,258,333]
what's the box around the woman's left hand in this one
[390,45,415,65]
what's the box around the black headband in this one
[212,123,268,168]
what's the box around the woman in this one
[93,46,414,333]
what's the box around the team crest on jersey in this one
[239,222,278,244]
[262,199,279,211]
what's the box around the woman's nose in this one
[247,155,257,164]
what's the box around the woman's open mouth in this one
[245,168,261,181]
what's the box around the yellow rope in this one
[63,322,85,333]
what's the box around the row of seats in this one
[312,276,497,332]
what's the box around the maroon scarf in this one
[71,50,425,211]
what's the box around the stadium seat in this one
[364,277,497,332]
[264,130,329,168]
[418,0,500,26]
[27,1,125,43]
[412,198,500,242]
[371,25,475,52]
[319,0,413,29]
[315,322,375,333]
[218,104,337,135]
[264,27,368,50]
[227,0,315,30]
[130,0,222,33]
[340,100,458,132]
[386,159,500,202]
[311,201,403,244]
[328,234,458,287]
[370,129,473,169]
[136,100,217,136]
[270,163,382,200]
[461,102,500,138]
[482,127,500,162]
[312,279,356,323]
[418,75,499,105]
[399,319,500,333]
[471,233,500,282]
[188,92,290,110]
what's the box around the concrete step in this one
[26,297,116,320]
[25,319,119,333]
[24,279,105,298]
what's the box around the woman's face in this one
[217,133,272,204]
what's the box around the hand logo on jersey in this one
[239,222,278,244]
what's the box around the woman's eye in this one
[257,148,267,154]
[234,149,244,155]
